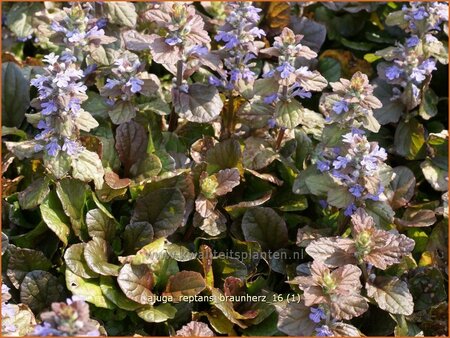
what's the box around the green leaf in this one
[2,62,29,127]
[99,276,142,311]
[72,149,105,189]
[40,192,71,246]
[162,271,206,301]
[5,2,39,37]
[366,276,414,315]
[274,99,303,129]
[132,188,186,238]
[420,159,448,192]
[166,243,197,262]
[304,173,337,196]
[366,200,395,229]
[394,119,426,160]
[292,17,326,52]
[241,207,288,251]
[174,83,223,123]
[372,78,404,125]
[206,139,242,172]
[56,178,90,237]
[117,264,155,305]
[84,237,120,276]
[419,88,439,120]
[130,154,162,181]
[43,151,71,179]
[276,301,316,336]
[213,257,248,281]
[211,288,249,329]
[109,100,136,124]
[6,245,52,288]
[387,166,416,210]
[18,177,50,210]
[340,37,375,51]
[65,269,114,309]
[319,57,341,82]
[327,186,354,208]
[243,311,280,336]
[137,303,177,323]
[64,243,99,279]
[82,91,110,120]
[121,237,166,265]
[392,314,424,336]
[150,252,179,290]
[115,120,148,175]
[122,222,154,255]
[409,267,447,311]
[104,2,137,27]
[20,270,64,313]
[86,208,117,242]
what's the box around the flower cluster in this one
[261,27,327,104]
[33,297,100,336]
[144,2,210,67]
[41,3,115,52]
[376,2,448,111]
[99,51,160,124]
[316,129,388,215]
[2,283,35,335]
[400,2,448,35]
[30,52,91,157]
[291,261,368,320]
[2,283,17,335]
[209,2,265,92]
[194,168,240,236]
[319,71,382,132]
[306,208,415,269]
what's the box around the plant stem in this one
[168,60,184,132]
[275,85,289,150]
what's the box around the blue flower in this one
[292,87,312,99]
[46,138,61,157]
[267,118,277,129]
[165,35,183,46]
[309,307,326,323]
[385,65,402,80]
[264,93,278,104]
[277,62,296,79]
[96,18,108,29]
[248,27,266,38]
[209,75,223,87]
[41,101,58,115]
[405,35,420,48]
[410,67,426,83]
[62,138,81,156]
[43,53,59,65]
[126,77,144,93]
[332,100,349,115]
[319,200,328,208]
[420,58,437,73]
[317,160,331,172]
[188,45,208,56]
[315,325,333,337]
[412,6,429,20]
[349,184,364,198]
[34,322,62,336]
[344,203,357,216]
[68,97,82,113]
[333,155,350,170]
[104,78,121,89]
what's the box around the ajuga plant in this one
[1,2,448,337]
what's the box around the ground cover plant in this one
[1,1,448,336]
